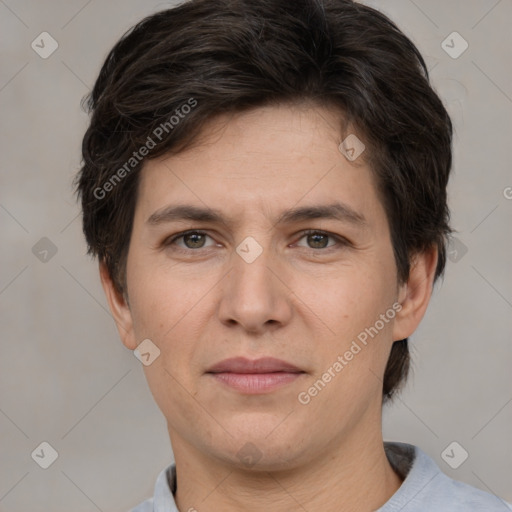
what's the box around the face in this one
[102,102,434,471]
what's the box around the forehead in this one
[160,102,362,170]
[135,103,385,227]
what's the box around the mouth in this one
[206,357,306,394]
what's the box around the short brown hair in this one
[74,0,453,404]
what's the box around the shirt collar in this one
[152,461,178,512]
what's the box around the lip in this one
[207,356,303,374]
[206,357,305,394]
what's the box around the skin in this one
[100,102,437,512]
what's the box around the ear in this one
[99,261,138,350]
[392,246,438,341]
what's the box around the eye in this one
[295,230,346,250]
[165,230,217,250]
[163,229,349,253]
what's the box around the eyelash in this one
[163,229,350,253]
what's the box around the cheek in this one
[127,266,215,385]
[295,264,394,347]
[295,263,398,413]
[127,257,210,338]
[142,361,210,444]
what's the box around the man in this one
[74,0,511,510]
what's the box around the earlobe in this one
[99,261,138,350]
[392,246,438,341]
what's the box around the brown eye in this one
[182,232,207,248]
[165,230,215,250]
[306,232,330,249]
[296,230,342,250]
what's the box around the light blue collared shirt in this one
[130,442,512,511]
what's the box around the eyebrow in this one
[146,202,367,228]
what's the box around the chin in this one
[204,425,310,471]
[218,445,306,473]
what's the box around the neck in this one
[170,413,403,511]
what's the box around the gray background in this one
[1,0,511,510]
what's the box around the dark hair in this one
[74,0,453,404]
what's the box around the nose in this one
[217,241,293,334]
